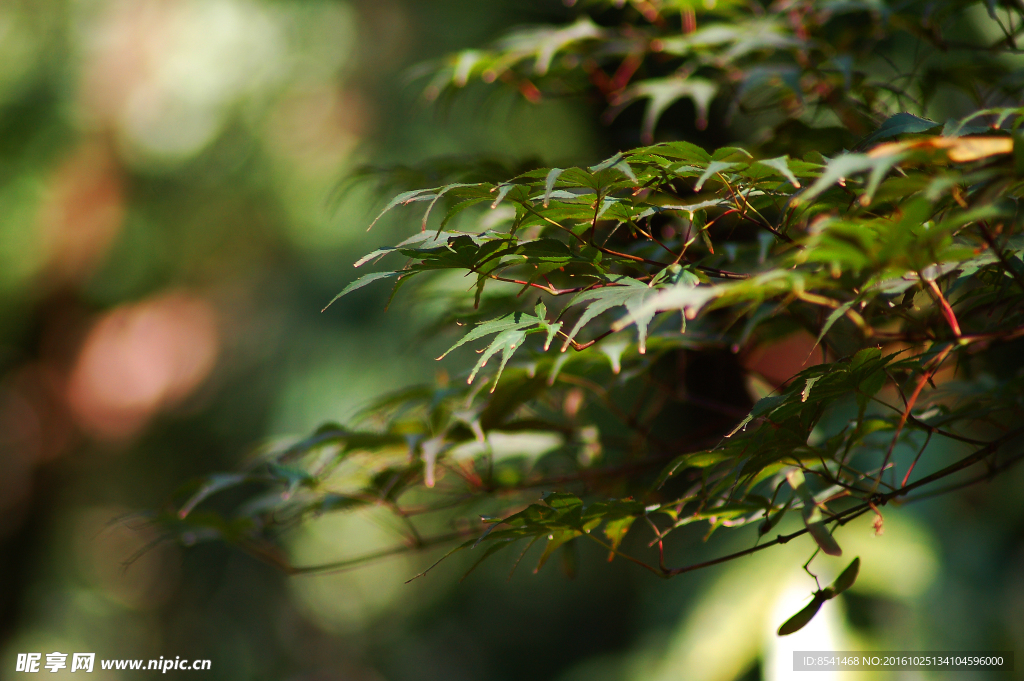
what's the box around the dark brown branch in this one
[664,429,1023,576]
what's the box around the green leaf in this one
[563,278,659,352]
[534,529,580,573]
[801,376,821,403]
[603,516,636,560]
[1014,131,1024,177]
[543,492,584,512]
[785,469,810,500]
[849,346,882,372]
[612,277,720,336]
[787,469,842,556]
[178,473,250,519]
[759,498,792,536]
[460,539,518,583]
[653,449,729,489]
[814,300,856,349]
[597,339,629,374]
[828,557,860,596]
[641,140,711,164]
[312,493,365,514]
[793,153,876,206]
[727,394,787,437]
[589,152,638,184]
[757,156,803,188]
[694,161,743,192]
[617,77,718,143]
[420,436,445,488]
[368,188,437,230]
[359,230,484,268]
[857,369,886,404]
[859,113,940,148]
[491,183,518,208]
[777,593,826,636]
[497,16,604,76]
[543,168,566,207]
[422,183,479,231]
[438,310,542,360]
[468,327,528,390]
[861,154,905,204]
[803,507,843,556]
[514,238,576,264]
[439,196,491,231]
[268,463,315,487]
[322,271,400,311]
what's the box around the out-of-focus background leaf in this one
[0,1,1022,680]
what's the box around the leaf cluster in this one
[160,0,1024,636]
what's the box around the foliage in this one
[161,0,1024,635]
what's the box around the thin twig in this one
[978,221,1024,295]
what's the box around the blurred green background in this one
[1,1,1022,680]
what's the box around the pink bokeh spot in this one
[68,292,219,439]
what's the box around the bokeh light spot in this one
[67,292,219,439]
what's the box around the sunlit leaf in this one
[563,278,659,352]
[603,516,636,561]
[757,156,802,188]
